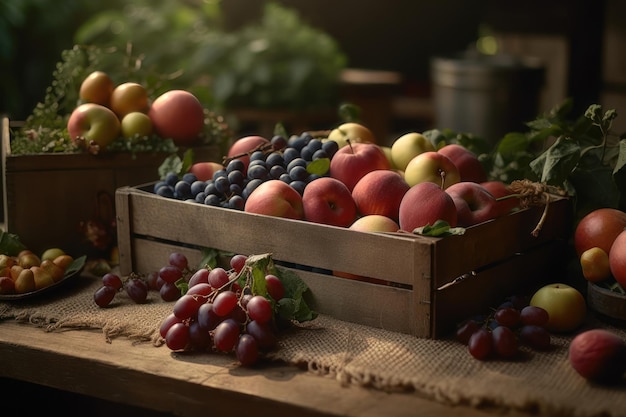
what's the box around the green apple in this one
[121,111,153,138]
[403,151,460,189]
[390,132,436,172]
[67,103,121,150]
[530,283,586,333]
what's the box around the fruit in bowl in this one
[574,208,626,257]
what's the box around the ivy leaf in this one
[529,136,581,185]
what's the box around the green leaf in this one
[158,154,184,179]
[197,248,220,269]
[529,136,581,185]
[275,266,317,322]
[0,232,26,256]
[497,132,530,159]
[413,220,465,237]
[65,255,87,276]
[307,158,330,176]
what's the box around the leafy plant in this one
[427,99,626,221]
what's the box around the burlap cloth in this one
[1,273,625,417]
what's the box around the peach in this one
[569,329,626,384]
[302,177,357,227]
[149,90,205,146]
[244,180,304,220]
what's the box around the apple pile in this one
[67,71,205,152]
[574,207,626,290]
[155,122,521,237]
[0,248,75,295]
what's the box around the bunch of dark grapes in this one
[93,252,191,307]
[456,298,552,361]
[152,132,339,208]
[159,253,287,366]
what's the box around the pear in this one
[14,268,35,294]
[40,259,65,282]
[19,253,41,269]
[0,254,16,269]
[31,266,55,290]
[10,264,24,281]
[53,254,74,270]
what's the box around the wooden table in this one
[0,320,529,417]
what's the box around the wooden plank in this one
[0,321,507,417]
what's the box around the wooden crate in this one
[115,183,572,339]
[1,117,219,257]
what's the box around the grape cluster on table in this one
[93,251,287,366]
[153,132,339,208]
[455,297,552,360]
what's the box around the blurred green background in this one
[0,0,485,122]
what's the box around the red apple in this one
[445,181,499,227]
[574,208,626,256]
[189,161,224,181]
[349,215,399,233]
[329,142,390,191]
[403,151,460,189]
[438,144,487,183]
[352,169,410,222]
[569,329,626,385]
[227,135,270,174]
[148,90,205,146]
[302,177,357,227]
[67,103,120,150]
[609,229,626,288]
[244,180,304,220]
[481,180,520,216]
[398,182,458,232]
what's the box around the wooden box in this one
[1,117,219,257]
[116,183,572,339]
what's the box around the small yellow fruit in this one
[31,266,55,290]
[580,247,611,283]
[40,259,65,283]
[18,253,41,269]
[530,283,586,333]
[53,254,74,270]
[14,268,35,293]
[41,247,65,262]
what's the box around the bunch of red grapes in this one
[456,297,552,360]
[158,252,286,366]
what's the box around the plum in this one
[568,329,626,384]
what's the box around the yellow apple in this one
[530,283,586,333]
[110,82,149,119]
[390,132,435,172]
[349,215,399,233]
[327,122,376,148]
[79,71,114,107]
[403,151,460,188]
[121,111,153,138]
